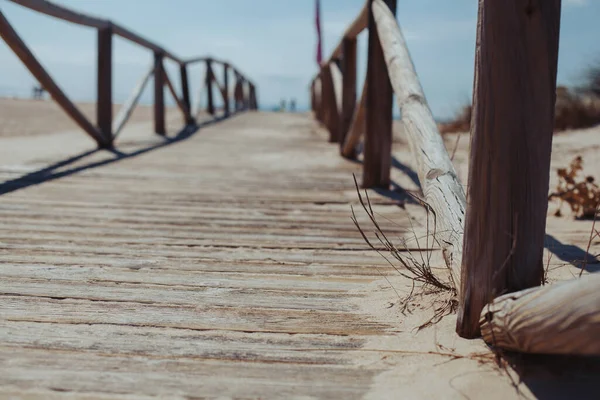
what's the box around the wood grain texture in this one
[113,64,155,138]
[0,112,422,399]
[153,53,166,135]
[457,0,562,338]
[372,0,466,285]
[480,273,600,355]
[0,11,106,147]
[362,0,396,189]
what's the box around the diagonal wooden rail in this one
[310,0,600,355]
[1,0,259,149]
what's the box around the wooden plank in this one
[223,63,230,116]
[113,63,155,138]
[153,52,166,135]
[456,0,562,338]
[372,0,466,286]
[97,25,113,145]
[340,37,357,150]
[0,10,107,147]
[480,273,600,355]
[362,0,396,189]
[180,64,194,124]
[341,80,367,159]
[206,59,215,116]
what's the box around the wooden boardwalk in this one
[0,112,414,399]
[1,112,598,399]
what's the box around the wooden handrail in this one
[0,10,108,147]
[322,0,369,66]
[371,0,466,286]
[7,0,183,64]
[2,0,258,146]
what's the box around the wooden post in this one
[153,52,165,136]
[180,64,194,125]
[363,0,396,188]
[206,59,215,116]
[320,63,340,143]
[223,63,230,116]
[340,37,357,151]
[457,0,562,338]
[0,10,106,147]
[97,24,113,146]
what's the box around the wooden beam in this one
[323,0,369,66]
[341,80,367,159]
[371,0,466,285]
[97,24,113,145]
[0,10,106,147]
[164,68,190,122]
[206,59,215,116]
[153,52,166,136]
[481,273,600,356]
[7,0,183,65]
[223,64,230,116]
[320,64,339,143]
[362,0,396,189]
[113,63,154,138]
[456,0,562,338]
[180,64,194,124]
[340,37,357,150]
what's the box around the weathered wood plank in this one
[480,273,600,355]
[457,0,562,338]
[372,0,466,285]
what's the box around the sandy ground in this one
[0,101,598,398]
[0,98,182,138]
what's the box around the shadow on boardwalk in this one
[0,114,232,197]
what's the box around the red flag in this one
[315,0,323,65]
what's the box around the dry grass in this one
[351,176,457,329]
[549,156,600,219]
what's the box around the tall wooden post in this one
[223,63,230,116]
[206,59,215,116]
[457,0,562,338]
[321,63,340,143]
[363,0,396,188]
[97,24,113,146]
[340,37,357,152]
[180,64,193,125]
[153,52,166,135]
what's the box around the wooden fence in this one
[0,0,258,148]
[311,0,599,355]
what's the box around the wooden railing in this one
[311,0,599,355]
[0,0,258,148]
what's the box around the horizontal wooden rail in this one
[7,0,183,64]
[372,0,466,285]
[481,273,600,356]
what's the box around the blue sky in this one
[0,0,598,118]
